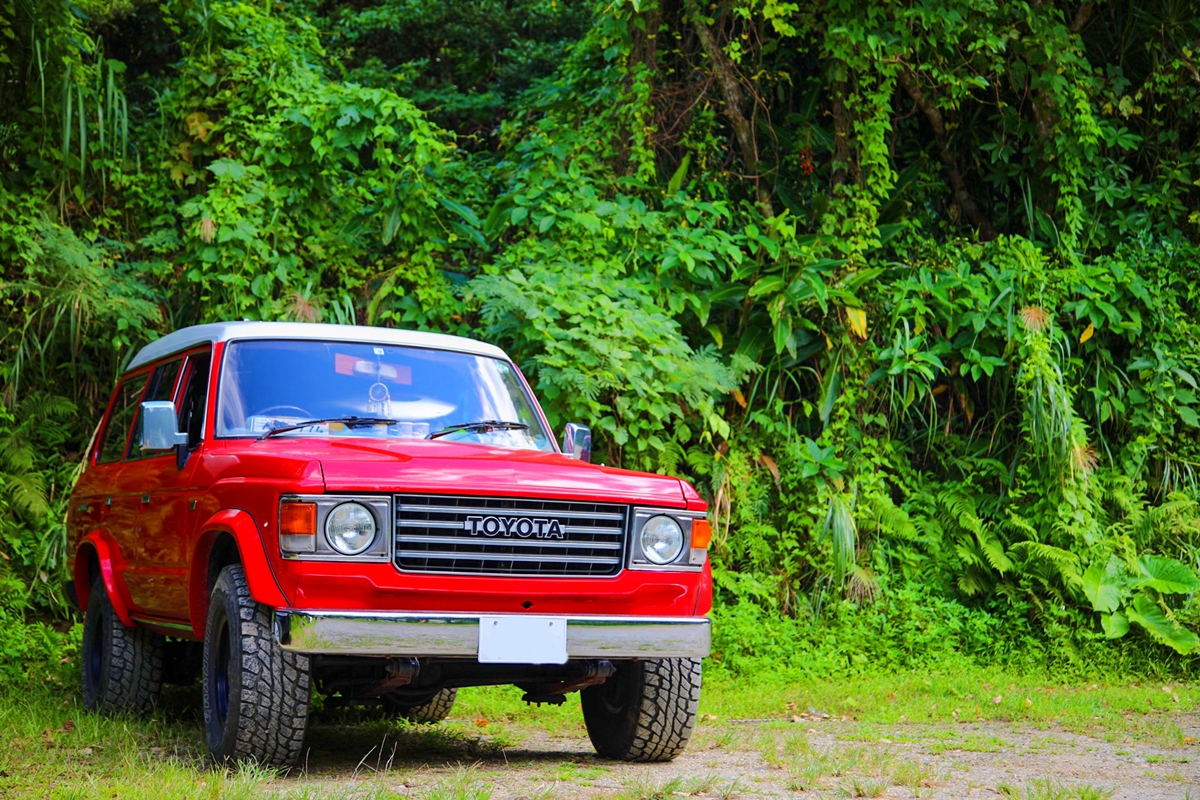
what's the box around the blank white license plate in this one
[477,616,568,664]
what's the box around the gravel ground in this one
[294,712,1200,798]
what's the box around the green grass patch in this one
[0,666,1194,798]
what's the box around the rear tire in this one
[384,687,457,723]
[202,564,311,766]
[581,658,701,762]
[81,576,163,714]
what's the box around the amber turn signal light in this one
[691,518,712,550]
[280,502,316,536]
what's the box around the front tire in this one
[202,564,311,766]
[581,658,701,762]
[81,576,164,714]
[383,687,457,723]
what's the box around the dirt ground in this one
[294,712,1200,799]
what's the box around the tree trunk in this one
[898,69,997,240]
[692,15,775,217]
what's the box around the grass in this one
[997,780,1114,800]
[0,667,1195,798]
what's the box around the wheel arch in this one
[75,531,132,626]
[188,508,290,640]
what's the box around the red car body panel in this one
[68,331,711,642]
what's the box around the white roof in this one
[126,322,510,371]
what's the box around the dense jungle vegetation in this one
[2,0,1200,685]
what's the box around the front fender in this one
[695,559,713,616]
[188,508,289,639]
[75,531,133,626]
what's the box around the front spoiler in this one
[274,610,711,659]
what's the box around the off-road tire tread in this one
[392,688,457,723]
[584,657,701,763]
[82,577,163,714]
[203,565,310,766]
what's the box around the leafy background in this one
[2,0,1200,684]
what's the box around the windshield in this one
[217,339,553,452]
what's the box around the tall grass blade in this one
[77,82,86,180]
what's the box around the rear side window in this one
[96,374,149,464]
[176,352,212,448]
[128,359,184,461]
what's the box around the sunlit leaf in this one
[1126,593,1199,654]
[845,307,867,340]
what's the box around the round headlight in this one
[640,515,684,565]
[325,502,376,555]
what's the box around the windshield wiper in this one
[257,416,400,441]
[426,420,530,440]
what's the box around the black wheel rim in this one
[598,664,631,715]
[212,617,231,726]
[87,614,104,689]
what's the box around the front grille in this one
[393,494,627,577]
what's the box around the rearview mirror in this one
[353,360,399,380]
[139,401,188,451]
[561,423,591,463]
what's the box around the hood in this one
[216,437,688,507]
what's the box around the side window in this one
[176,352,212,449]
[128,359,183,461]
[96,375,149,464]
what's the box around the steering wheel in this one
[254,405,314,420]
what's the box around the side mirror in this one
[561,423,591,463]
[139,401,188,451]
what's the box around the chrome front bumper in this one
[274,610,711,659]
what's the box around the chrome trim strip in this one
[396,534,623,550]
[399,551,622,565]
[397,503,626,522]
[129,615,194,633]
[276,611,711,658]
[396,519,623,536]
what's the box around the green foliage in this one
[472,264,745,469]
[1,0,1200,682]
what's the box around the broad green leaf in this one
[749,275,786,297]
[818,367,842,424]
[381,203,401,245]
[438,196,481,227]
[1081,562,1121,613]
[1126,592,1199,654]
[208,158,247,181]
[773,314,795,356]
[666,153,690,196]
[1101,612,1129,639]
[1133,554,1200,594]
[483,196,514,236]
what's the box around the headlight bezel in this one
[627,508,710,571]
[325,501,378,555]
[639,514,684,565]
[277,494,390,561]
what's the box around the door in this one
[132,350,212,620]
[109,358,182,615]
[89,371,151,610]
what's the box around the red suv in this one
[67,322,712,766]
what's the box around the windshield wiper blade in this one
[257,416,400,441]
[426,420,530,440]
